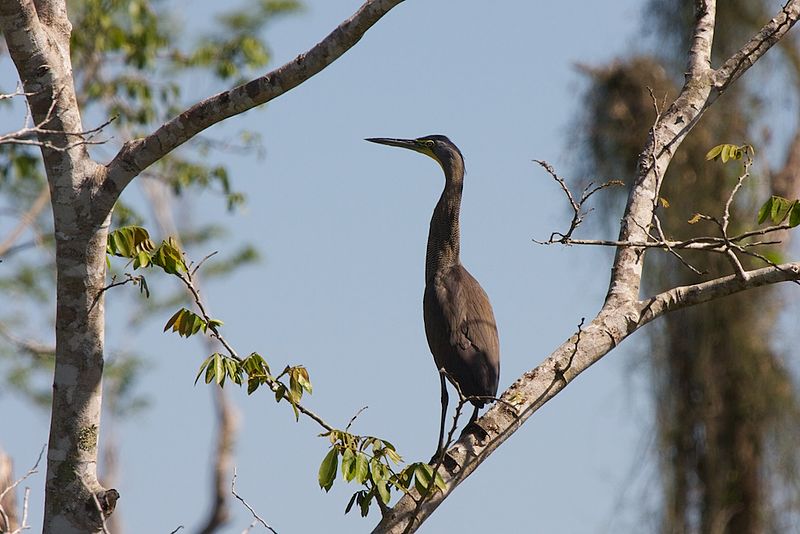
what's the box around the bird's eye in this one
[425,140,435,149]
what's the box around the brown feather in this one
[424,264,499,407]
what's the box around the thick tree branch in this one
[714,0,800,92]
[101,0,406,214]
[639,262,800,323]
[687,0,716,79]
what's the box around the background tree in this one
[577,1,800,532]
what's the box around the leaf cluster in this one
[704,143,754,163]
[757,195,800,227]
[318,431,445,518]
[106,225,187,279]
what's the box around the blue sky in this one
[1,0,748,532]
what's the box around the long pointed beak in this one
[365,137,420,151]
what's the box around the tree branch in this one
[101,0,406,211]
[639,262,800,323]
[686,0,716,79]
[713,0,800,92]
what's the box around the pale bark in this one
[373,2,800,532]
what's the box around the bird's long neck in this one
[425,157,464,282]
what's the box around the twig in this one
[653,213,705,274]
[0,445,45,505]
[0,94,116,150]
[231,468,278,534]
[92,273,148,310]
[534,159,623,243]
[85,486,112,534]
[191,251,219,276]
[168,526,184,534]
[345,406,369,432]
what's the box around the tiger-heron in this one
[366,135,500,459]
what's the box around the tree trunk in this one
[43,202,117,532]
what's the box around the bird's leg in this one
[431,373,449,463]
[458,404,481,439]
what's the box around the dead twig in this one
[231,468,278,534]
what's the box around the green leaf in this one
[164,309,183,332]
[705,144,724,161]
[721,144,731,163]
[214,353,225,386]
[789,202,800,228]
[318,448,338,492]
[133,250,150,269]
[225,358,241,385]
[152,240,186,274]
[205,357,217,384]
[295,366,312,394]
[385,447,402,465]
[247,377,260,395]
[396,465,415,490]
[376,480,390,505]
[138,275,150,298]
[344,492,360,515]
[341,448,356,482]
[414,463,433,494]
[771,196,793,224]
[354,453,369,484]
[195,355,215,385]
[370,458,387,485]
[163,308,208,338]
[358,490,371,517]
[433,472,447,492]
[757,197,774,224]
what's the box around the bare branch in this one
[714,0,800,92]
[0,113,116,151]
[231,468,278,534]
[0,445,45,534]
[345,406,369,433]
[533,159,623,243]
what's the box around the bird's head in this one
[366,135,464,174]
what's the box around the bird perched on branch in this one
[366,135,500,460]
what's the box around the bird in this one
[366,135,500,460]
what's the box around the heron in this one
[366,135,500,460]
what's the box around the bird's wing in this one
[438,266,500,397]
